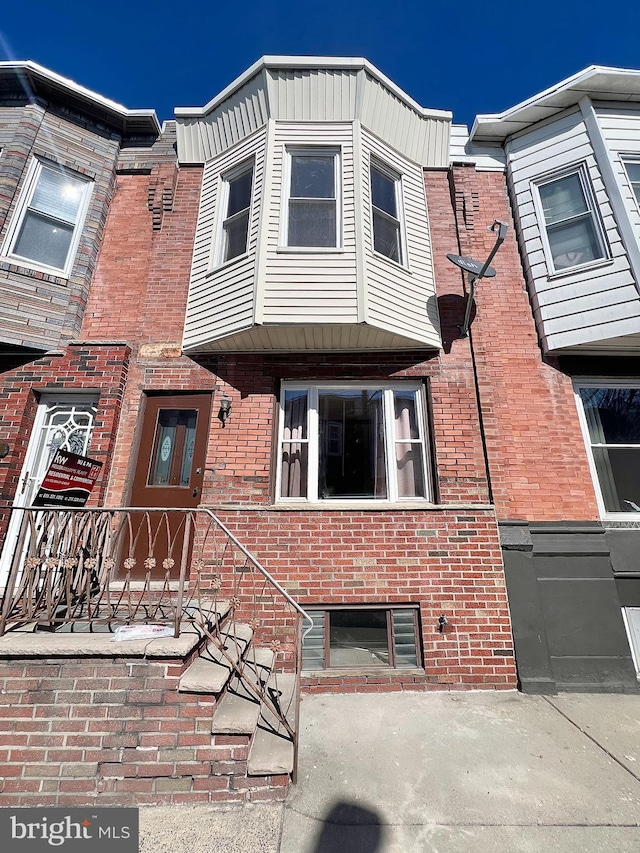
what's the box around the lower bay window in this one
[277,382,430,502]
[302,607,421,670]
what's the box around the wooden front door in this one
[124,394,211,580]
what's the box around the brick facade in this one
[0,657,288,806]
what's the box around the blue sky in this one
[2,0,640,130]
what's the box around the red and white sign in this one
[33,451,103,507]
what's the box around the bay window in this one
[285,149,339,248]
[535,167,606,273]
[277,382,429,502]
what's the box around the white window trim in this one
[280,146,342,250]
[574,379,640,520]
[276,380,431,504]
[212,158,255,269]
[532,164,608,277]
[1,157,93,278]
[369,157,407,268]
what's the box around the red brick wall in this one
[425,166,600,523]
[0,657,288,806]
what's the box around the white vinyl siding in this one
[506,108,640,352]
[183,128,266,351]
[261,123,358,325]
[599,107,640,236]
[361,128,439,346]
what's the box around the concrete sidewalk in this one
[140,690,640,852]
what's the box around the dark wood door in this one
[123,394,211,579]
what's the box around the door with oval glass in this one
[125,394,211,580]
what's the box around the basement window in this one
[302,607,421,670]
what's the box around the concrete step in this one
[247,673,296,776]
[211,647,275,735]
[178,622,253,694]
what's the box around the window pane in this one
[394,392,420,439]
[540,174,588,224]
[592,448,640,512]
[149,409,197,487]
[291,156,334,198]
[280,443,308,498]
[283,390,308,440]
[288,200,336,247]
[227,169,252,217]
[547,217,601,269]
[13,211,73,269]
[224,212,250,261]
[395,445,425,498]
[373,211,401,261]
[371,168,397,217]
[392,610,418,667]
[579,387,640,444]
[318,390,386,499]
[32,167,84,223]
[625,162,640,183]
[329,610,389,666]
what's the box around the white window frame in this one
[281,147,341,250]
[1,157,93,277]
[369,157,406,266]
[532,164,608,276]
[574,379,640,519]
[276,381,431,504]
[621,157,640,213]
[214,158,254,268]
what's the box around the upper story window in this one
[576,383,640,515]
[2,159,92,276]
[285,149,340,248]
[218,161,254,264]
[534,167,606,274]
[277,382,430,503]
[622,159,640,209]
[370,160,403,264]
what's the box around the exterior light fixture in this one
[217,393,232,426]
[447,219,508,337]
[0,442,9,458]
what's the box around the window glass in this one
[287,152,337,247]
[149,409,197,487]
[537,171,605,272]
[301,607,420,670]
[278,384,428,502]
[624,161,640,207]
[9,162,89,272]
[370,164,402,263]
[222,165,253,263]
[579,387,640,513]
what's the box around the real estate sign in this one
[33,451,102,507]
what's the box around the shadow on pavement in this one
[312,801,384,853]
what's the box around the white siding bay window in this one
[285,149,340,248]
[277,382,430,502]
[534,167,607,273]
[3,159,92,275]
[576,384,640,515]
[370,160,403,264]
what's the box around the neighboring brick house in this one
[451,66,640,693]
